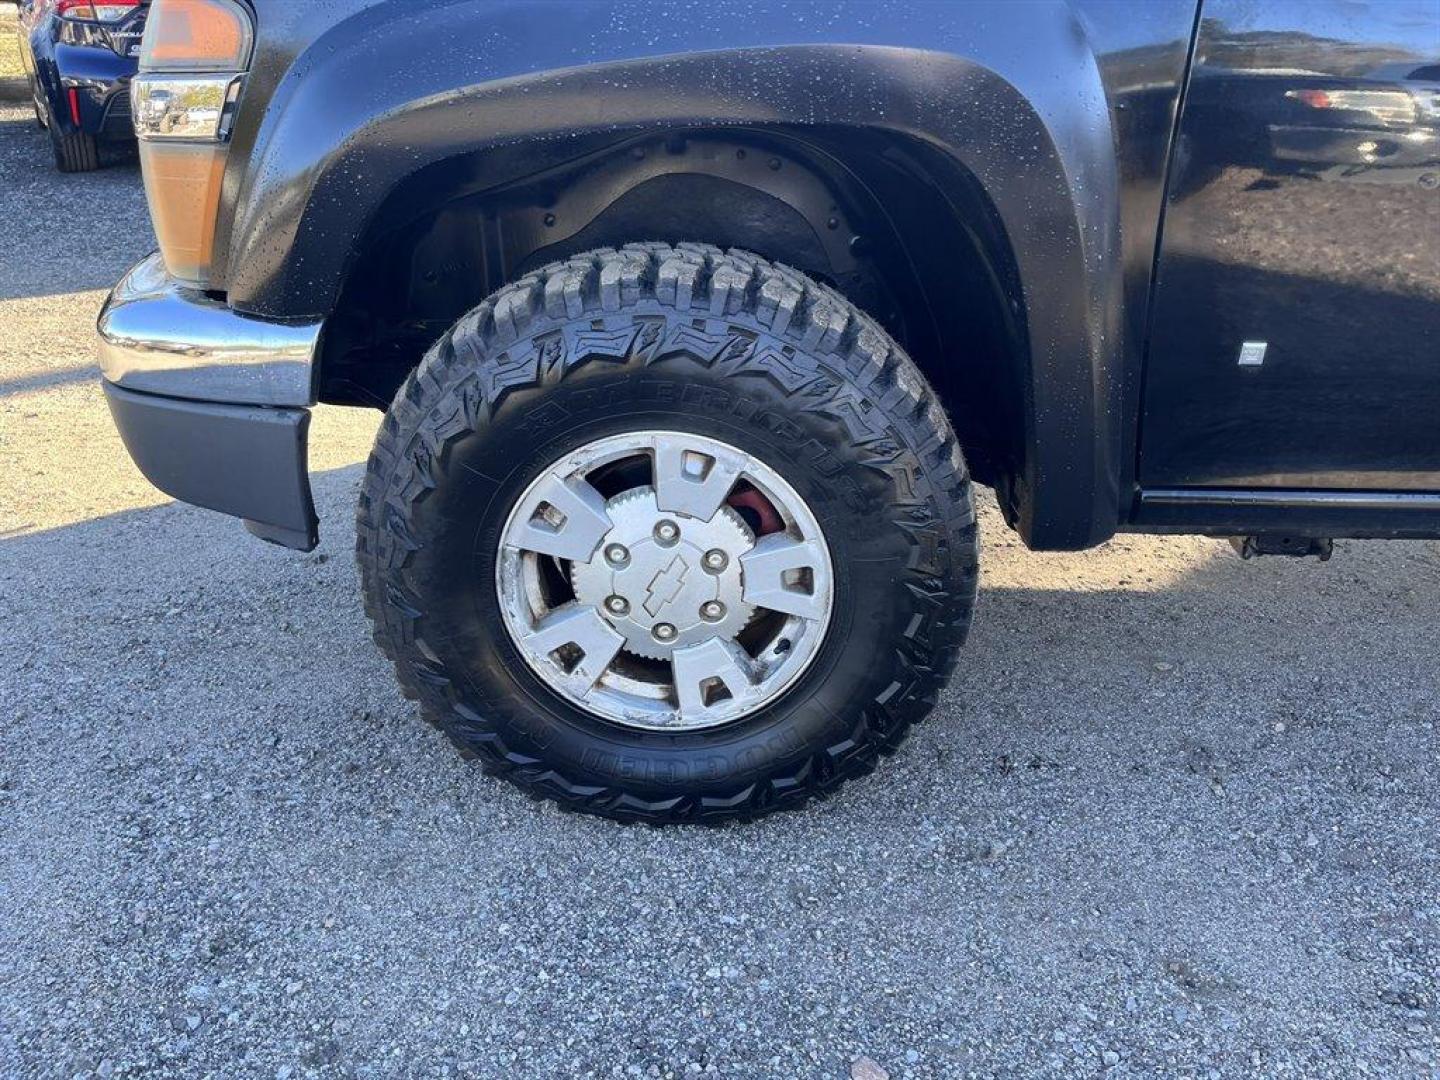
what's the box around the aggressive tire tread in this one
[357,243,979,823]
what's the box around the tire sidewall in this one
[399,320,924,799]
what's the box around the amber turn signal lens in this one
[138,140,230,285]
[139,0,252,72]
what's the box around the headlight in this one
[131,0,254,287]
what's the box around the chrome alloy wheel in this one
[496,432,834,731]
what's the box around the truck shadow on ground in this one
[4,472,1438,1073]
[0,362,98,397]
[5,460,1434,829]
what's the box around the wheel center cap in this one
[614,539,714,639]
[571,487,754,660]
[634,549,694,618]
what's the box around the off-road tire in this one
[50,125,99,173]
[357,243,979,823]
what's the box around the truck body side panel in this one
[1140,0,1440,494]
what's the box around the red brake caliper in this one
[727,486,785,536]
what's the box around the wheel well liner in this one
[322,128,1026,500]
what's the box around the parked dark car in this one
[15,0,147,171]
[98,0,1440,824]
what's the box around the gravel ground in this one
[1,102,1439,1079]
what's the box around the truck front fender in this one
[223,0,1174,548]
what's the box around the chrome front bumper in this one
[98,253,325,550]
[97,251,321,408]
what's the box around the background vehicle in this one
[98,0,1440,823]
[15,0,147,172]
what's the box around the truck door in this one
[1141,0,1440,492]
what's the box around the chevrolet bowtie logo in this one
[643,555,689,616]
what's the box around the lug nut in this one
[604,595,630,616]
[604,543,630,566]
[654,520,680,544]
[652,622,678,642]
[702,549,728,572]
[700,600,726,622]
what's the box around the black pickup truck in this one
[98,0,1439,823]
